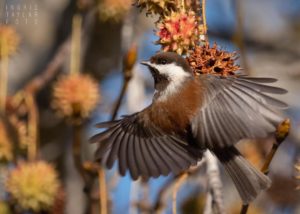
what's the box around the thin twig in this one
[153,177,176,213]
[72,124,97,214]
[234,0,250,74]
[201,0,208,44]
[141,178,151,212]
[99,45,137,214]
[72,123,88,183]
[240,119,290,214]
[98,168,108,214]
[110,81,129,120]
[24,39,71,94]
[110,44,137,120]
[202,0,207,35]
[172,173,188,214]
[69,12,93,209]
[0,40,9,113]
[22,10,99,95]
[151,160,205,213]
[70,14,82,75]
[25,93,39,161]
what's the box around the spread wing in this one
[191,75,288,150]
[91,112,202,180]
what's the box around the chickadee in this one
[91,52,287,204]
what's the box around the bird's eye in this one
[159,59,167,65]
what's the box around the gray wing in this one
[91,113,202,180]
[191,75,288,149]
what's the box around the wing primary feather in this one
[226,87,274,135]
[143,124,168,177]
[168,136,199,164]
[138,138,156,178]
[161,132,200,165]
[205,106,225,147]
[148,138,170,176]
[231,83,285,122]
[118,120,132,176]
[95,120,120,128]
[144,125,171,176]
[215,93,246,136]
[171,144,198,166]
[222,90,267,137]
[222,89,261,133]
[156,139,182,174]
[134,126,151,178]
[211,95,239,140]
[95,128,120,160]
[238,76,277,83]
[106,125,126,169]
[94,124,122,161]
[228,86,283,126]
[235,79,287,94]
[208,100,233,147]
[90,123,121,144]
[95,139,111,160]
[106,120,130,168]
[216,92,247,136]
[151,138,176,174]
[201,108,214,148]
[194,74,286,150]
[233,83,288,108]
[161,136,191,168]
[126,123,139,180]
[143,138,162,177]
[217,93,250,137]
[198,113,206,144]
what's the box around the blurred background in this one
[1,0,300,213]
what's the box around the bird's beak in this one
[141,60,151,67]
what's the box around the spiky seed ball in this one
[156,11,199,55]
[134,0,177,16]
[187,44,240,76]
[0,121,13,162]
[52,74,100,124]
[98,0,131,22]
[0,25,20,57]
[6,161,60,212]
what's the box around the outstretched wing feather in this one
[192,75,287,150]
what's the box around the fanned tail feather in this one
[213,146,271,204]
